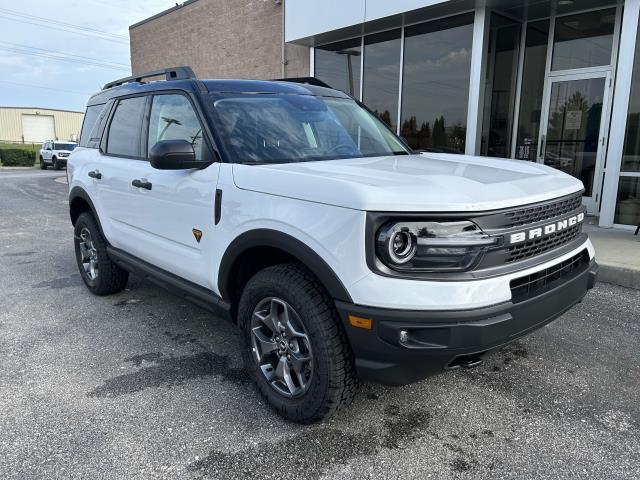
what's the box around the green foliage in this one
[0,148,36,167]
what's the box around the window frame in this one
[146,90,214,164]
[102,93,150,160]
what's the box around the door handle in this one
[88,170,102,179]
[132,179,152,190]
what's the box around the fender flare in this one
[218,229,353,303]
[68,186,105,236]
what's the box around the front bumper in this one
[336,259,598,385]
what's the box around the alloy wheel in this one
[250,297,313,398]
[78,227,99,281]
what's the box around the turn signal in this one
[348,315,372,330]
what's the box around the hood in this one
[231,153,584,212]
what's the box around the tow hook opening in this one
[448,354,484,370]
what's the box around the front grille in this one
[506,223,582,263]
[504,193,582,228]
[510,250,589,303]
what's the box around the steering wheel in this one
[326,143,358,155]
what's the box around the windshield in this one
[211,94,410,164]
[54,143,76,151]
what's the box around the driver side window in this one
[148,94,207,161]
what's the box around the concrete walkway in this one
[585,221,640,289]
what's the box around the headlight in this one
[376,220,499,273]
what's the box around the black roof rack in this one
[271,77,333,89]
[103,66,196,90]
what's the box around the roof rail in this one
[271,77,333,89]
[103,66,196,90]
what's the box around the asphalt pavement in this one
[0,171,639,479]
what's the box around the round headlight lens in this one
[388,229,416,264]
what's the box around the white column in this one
[309,47,315,76]
[465,6,489,156]
[599,0,640,227]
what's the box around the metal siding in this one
[0,107,83,143]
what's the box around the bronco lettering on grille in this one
[508,212,585,245]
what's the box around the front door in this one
[538,73,611,214]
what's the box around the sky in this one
[0,0,178,112]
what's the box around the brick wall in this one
[129,0,309,80]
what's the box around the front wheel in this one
[53,157,60,170]
[40,156,47,170]
[238,263,358,423]
[74,212,129,295]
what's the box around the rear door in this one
[126,92,219,288]
[95,95,151,255]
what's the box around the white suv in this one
[40,140,77,170]
[67,67,598,423]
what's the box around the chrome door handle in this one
[132,179,152,190]
[88,170,102,179]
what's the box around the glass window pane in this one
[515,20,549,161]
[106,96,146,157]
[552,9,616,71]
[400,13,474,153]
[315,38,362,97]
[614,177,640,226]
[148,94,207,161]
[362,29,401,131]
[79,104,103,147]
[622,22,640,172]
[480,14,521,158]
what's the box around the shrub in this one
[0,148,36,167]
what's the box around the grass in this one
[0,142,40,168]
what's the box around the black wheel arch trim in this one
[69,186,105,237]
[218,229,353,303]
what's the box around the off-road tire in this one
[53,157,60,170]
[238,263,358,423]
[40,156,47,170]
[74,212,129,295]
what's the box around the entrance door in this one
[538,73,611,214]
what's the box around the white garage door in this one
[21,114,55,143]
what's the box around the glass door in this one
[538,72,611,213]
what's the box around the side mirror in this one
[149,139,198,170]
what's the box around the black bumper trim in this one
[335,259,598,385]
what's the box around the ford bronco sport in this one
[68,67,598,423]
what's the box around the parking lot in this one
[0,170,639,479]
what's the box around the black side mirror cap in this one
[149,139,202,170]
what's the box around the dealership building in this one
[130,0,640,229]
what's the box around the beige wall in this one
[0,107,83,144]
[130,0,309,81]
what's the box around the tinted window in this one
[54,143,76,150]
[552,9,615,71]
[148,94,207,161]
[362,30,401,131]
[106,97,146,157]
[79,104,104,147]
[315,38,362,97]
[400,14,474,153]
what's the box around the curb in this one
[597,262,640,290]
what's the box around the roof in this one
[129,0,201,29]
[0,106,83,114]
[87,78,350,106]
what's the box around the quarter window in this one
[79,104,104,147]
[106,96,146,157]
[148,94,207,161]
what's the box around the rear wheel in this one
[74,212,128,295]
[238,263,358,423]
[40,156,47,170]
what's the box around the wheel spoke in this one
[275,356,296,394]
[253,310,279,335]
[289,351,311,376]
[284,319,306,339]
[251,326,278,359]
[270,298,289,332]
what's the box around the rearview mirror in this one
[149,139,199,170]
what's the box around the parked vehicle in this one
[40,140,77,170]
[67,67,598,423]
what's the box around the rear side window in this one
[148,94,208,161]
[79,104,104,147]
[106,96,146,157]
